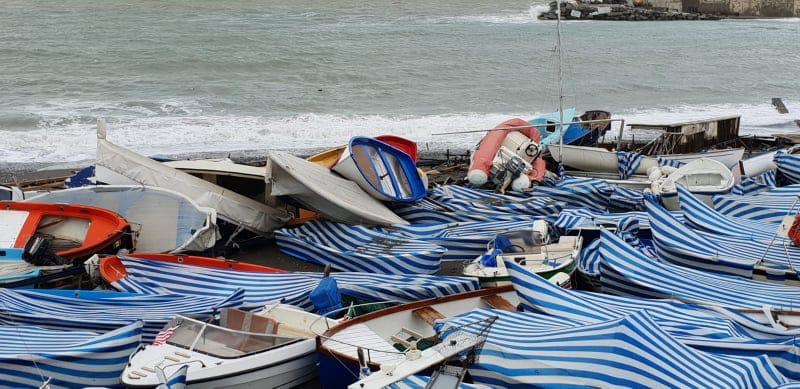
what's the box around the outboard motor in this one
[23,236,69,266]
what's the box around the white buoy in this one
[511,175,531,192]
[467,169,488,186]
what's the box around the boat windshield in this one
[165,317,302,359]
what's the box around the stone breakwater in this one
[538,1,721,20]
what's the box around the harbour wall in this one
[650,0,800,16]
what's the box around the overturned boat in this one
[95,122,291,236]
[658,158,735,211]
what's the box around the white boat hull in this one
[658,158,735,211]
[551,145,744,174]
[266,152,408,226]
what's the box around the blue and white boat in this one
[0,321,143,388]
[0,248,39,285]
[333,136,427,203]
[276,220,447,274]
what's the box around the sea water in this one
[0,0,798,163]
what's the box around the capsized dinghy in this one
[0,201,132,260]
[27,185,218,253]
[333,136,427,202]
[463,221,580,287]
[266,152,407,226]
[122,306,337,389]
[95,122,291,235]
[657,158,735,211]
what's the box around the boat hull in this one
[552,145,745,174]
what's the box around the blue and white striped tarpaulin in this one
[392,198,545,224]
[533,176,646,211]
[428,185,565,218]
[376,220,538,262]
[714,185,800,224]
[436,308,790,388]
[578,216,656,280]
[553,208,685,232]
[677,185,784,242]
[731,171,778,196]
[0,321,143,388]
[275,220,447,274]
[110,256,479,311]
[0,289,243,342]
[599,229,800,310]
[646,195,799,278]
[775,150,800,185]
[506,260,800,379]
[615,151,685,180]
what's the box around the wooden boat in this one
[318,286,518,389]
[551,145,745,173]
[468,118,547,192]
[99,253,285,285]
[333,137,426,202]
[307,146,347,170]
[95,122,291,235]
[463,228,581,288]
[0,201,131,261]
[658,158,735,211]
[122,305,338,388]
[266,152,407,226]
[27,185,218,253]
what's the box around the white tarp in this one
[95,124,291,235]
[266,152,407,226]
[28,185,219,253]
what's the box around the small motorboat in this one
[318,286,518,389]
[468,118,546,192]
[122,305,338,388]
[658,158,735,211]
[0,201,132,261]
[462,222,581,288]
[333,136,427,202]
[266,152,407,226]
[551,145,745,174]
[27,185,218,253]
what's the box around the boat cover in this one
[506,259,800,379]
[533,176,645,212]
[428,185,565,217]
[109,255,478,311]
[376,220,540,262]
[616,151,684,179]
[775,150,800,185]
[0,321,143,388]
[646,195,799,277]
[577,216,656,279]
[28,185,219,253]
[714,184,800,224]
[731,170,777,196]
[276,220,446,274]
[677,185,784,242]
[599,229,800,310]
[0,289,244,342]
[392,198,544,224]
[436,308,790,388]
[96,128,290,235]
[553,207,684,231]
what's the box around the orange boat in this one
[0,201,132,261]
[99,253,285,284]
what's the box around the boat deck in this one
[323,323,405,365]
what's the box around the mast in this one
[556,0,565,162]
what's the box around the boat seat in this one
[220,308,279,335]
[481,295,517,312]
[413,306,445,326]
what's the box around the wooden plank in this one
[481,294,517,312]
[413,306,445,326]
[773,98,789,114]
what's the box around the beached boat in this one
[468,118,546,192]
[122,306,337,388]
[0,321,143,388]
[266,152,407,226]
[164,158,268,202]
[551,145,744,174]
[0,201,132,261]
[95,122,291,236]
[318,286,518,389]
[308,146,347,169]
[658,158,735,211]
[333,136,427,202]
[100,253,478,311]
[375,135,418,162]
[463,226,581,287]
[27,185,218,253]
